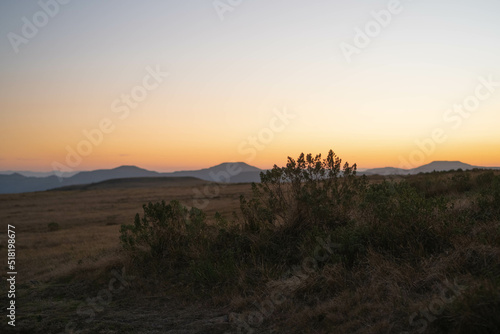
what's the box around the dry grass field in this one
[0,178,250,284]
[0,178,254,333]
[1,167,499,334]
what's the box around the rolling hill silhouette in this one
[0,162,262,194]
[1,161,498,194]
[361,161,498,176]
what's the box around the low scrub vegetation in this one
[120,150,500,333]
[47,221,60,231]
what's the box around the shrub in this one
[119,200,208,268]
[360,180,450,260]
[236,150,367,270]
[477,175,500,220]
[47,222,60,232]
[116,150,500,332]
[240,149,366,232]
[120,200,245,288]
[407,172,452,198]
[475,170,495,188]
[451,171,472,193]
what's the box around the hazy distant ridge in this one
[0,162,262,194]
[1,161,498,194]
[361,161,499,176]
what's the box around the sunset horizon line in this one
[2,158,500,175]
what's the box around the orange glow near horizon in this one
[3,139,499,173]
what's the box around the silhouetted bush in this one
[237,150,366,269]
[47,222,59,232]
[240,150,366,230]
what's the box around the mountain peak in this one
[363,160,492,176]
[211,162,261,172]
[415,161,475,172]
[427,160,465,165]
[113,165,146,171]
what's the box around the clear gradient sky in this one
[1,0,499,172]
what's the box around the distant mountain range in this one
[0,162,262,194]
[0,170,79,178]
[0,161,498,194]
[361,161,499,176]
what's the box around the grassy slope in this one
[0,179,249,333]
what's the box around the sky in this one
[0,0,499,172]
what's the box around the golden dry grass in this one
[0,179,251,283]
